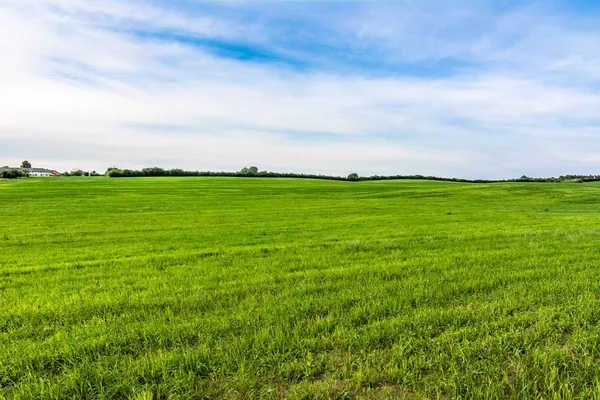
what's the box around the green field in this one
[3,177,600,399]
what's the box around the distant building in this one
[0,167,60,177]
[29,168,59,177]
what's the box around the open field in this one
[3,177,600,399]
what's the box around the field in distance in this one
[2,177,600,399]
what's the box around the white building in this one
[29,168,58,177]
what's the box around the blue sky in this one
[1,0,600,178]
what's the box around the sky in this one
[1,0,600,179]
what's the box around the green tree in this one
[21,160,31,168]
[240,166,259,176]
[1,169,29,179]
[347,173,359,181]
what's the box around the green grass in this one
[3,177,600,399]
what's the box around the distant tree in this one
[104,168,120,176]
[21,160,31,169]
[71,169,84,176]
[141,167,166,176]
[347,173,359,181]
[168,168,184,176]
[1,169,29,179]
[239,166,259,176]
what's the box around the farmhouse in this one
[0,166,60,177]
[29,168,60,177]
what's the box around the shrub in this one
[1,169,29,179]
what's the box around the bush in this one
[1,169,29,179]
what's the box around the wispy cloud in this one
[1,0,600,178]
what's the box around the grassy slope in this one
[2,177,600,399]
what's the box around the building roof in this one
[0,167,56,173]
[0,167,26,172]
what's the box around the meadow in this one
[2,177,600,399]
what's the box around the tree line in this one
[103,167,600,183]
[104,167,348,181]
[61,170,101,177]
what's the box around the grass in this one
[2,177,600,399]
